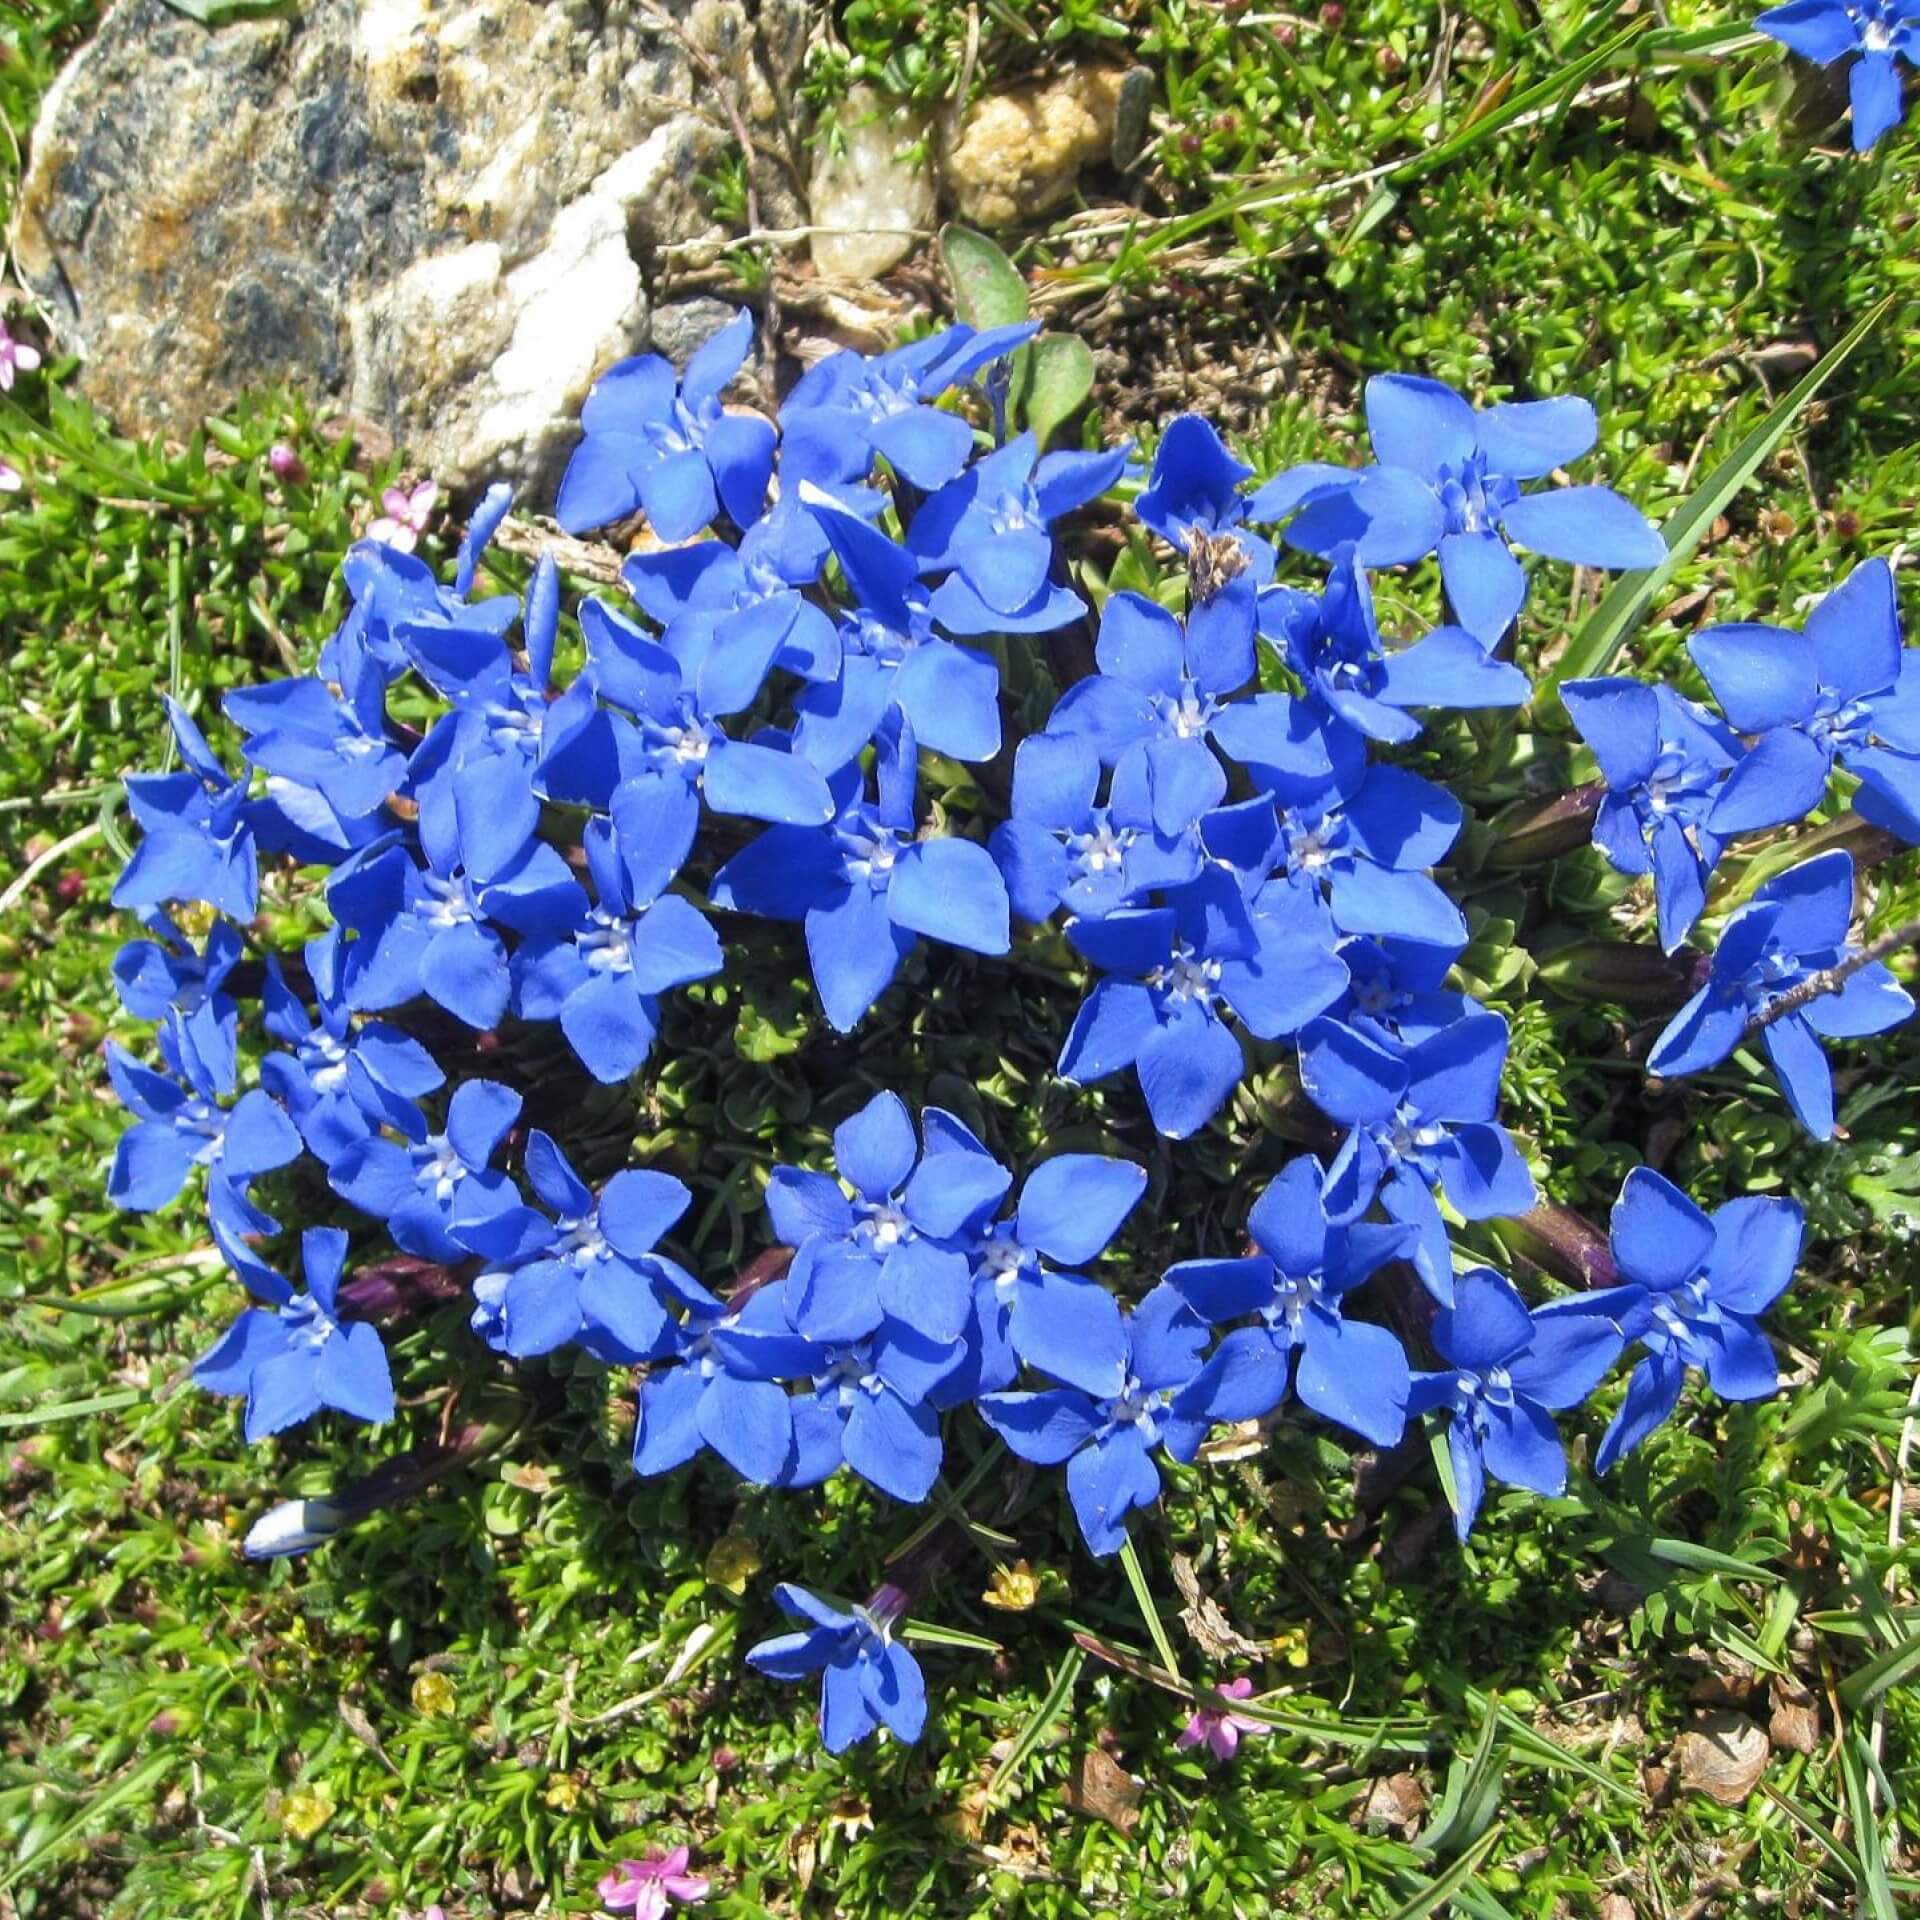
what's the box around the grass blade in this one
[1118,1535,1183,1681]
[982,1647,1083,1811]
[1838,1734,1899,1920]
[1839,1626,1920,1711]
[1540,294,1894,699]
[1386,1825,1508,1920]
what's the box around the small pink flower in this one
[0,459,21,493]
[1176,1676,1266,1762]
[368,479,438,552]
[0,319,41,392]
[598,1845,710,1918]
[268,442,308,485]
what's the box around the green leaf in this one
[940,225,1030,330]
[1838,1627,1920,1711]
[1539,293,1894,698]
[1417,1707,1505,1857]
[1016,334,1095,451]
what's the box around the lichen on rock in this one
[16,0,807,490]
[940,66,1128,229]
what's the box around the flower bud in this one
[1501,1203,1619,1291]
[243,1496,349,1560]
[1485,782,1603,869]
[267,442,308,485]
[1536,940,1703,1008]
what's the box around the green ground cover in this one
[1,2,1917,1914]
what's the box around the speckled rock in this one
[16,0,808,491]
[940,66,1128,228]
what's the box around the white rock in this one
[810,88,935,282]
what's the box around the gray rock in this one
[647,296,744,372]
[16,0,809,494]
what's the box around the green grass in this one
[4,0,1920,1915]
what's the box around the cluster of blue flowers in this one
[101,313,1913,1755]
[1564,556,1919,1135]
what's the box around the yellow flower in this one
[981,1559,1040,1611]
[280,1784,334,1840]
[411,1670,458,1717]
[704,1532,762,1595]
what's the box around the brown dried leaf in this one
[1350,1771,1428,1837]
[1064,1746,1142,1833]
[1170,1553,1262,1661]
[1596,1895,1638,1920]
[1768,1681,1820,1756]
[1672,1708,1770,1806]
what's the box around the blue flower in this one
[1406,1267,1623,1540]
[1756,0,1919,149]
[766,1090,981,1345]
[223,631,410,839]
[1133,414,1276,667]
[1259,549,1528,745]
[631,1277,827,1485]
[978,1281,1209,1556]
[579,594,835,827]
[1242,746,1471,954]
[327,1077,525,1262]
[906,432,1127,633]
[781,322,1037,490]
[622,518,842,687]
[259,928,445,1163]
[1046,590,1254,836]
[744,1583,927,1753]
[1299,1012,1538,1300]
[458,1132,717,1362]
[556,310,775,540]
[1647,849,1915,1138]
[322,537,520,687]
[107,1015,302,1215]
[1587,1168,1803,1471]
[194,1227,395,1443]
[112,912,243,1093]
[790,499,1007,771]
[784,1317,964,1502]
[710,743,1011,1033]
[1691,559,1920,842]
[1257,374,1665,644]
[112,700,260,924]
[1322,932,1479,1054]
[397,556,621,878]
[1562,677,1742,953]
[512,780,724,1083]
[989,732,1200,926]
[1059,867,1350,1140]
[328,812,586,1032]
[1165,1156,1413,1448]
[862,1105,1150,1400]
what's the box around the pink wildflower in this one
[598,1845,710,1919]
[268,442,309,485]
[1175,1676,1266,1761]
[0,460,21,493]
[0,320,41,392]
[368,479,438,553]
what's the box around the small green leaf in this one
[1016,334,1096,452]
[940,224,1030,330]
